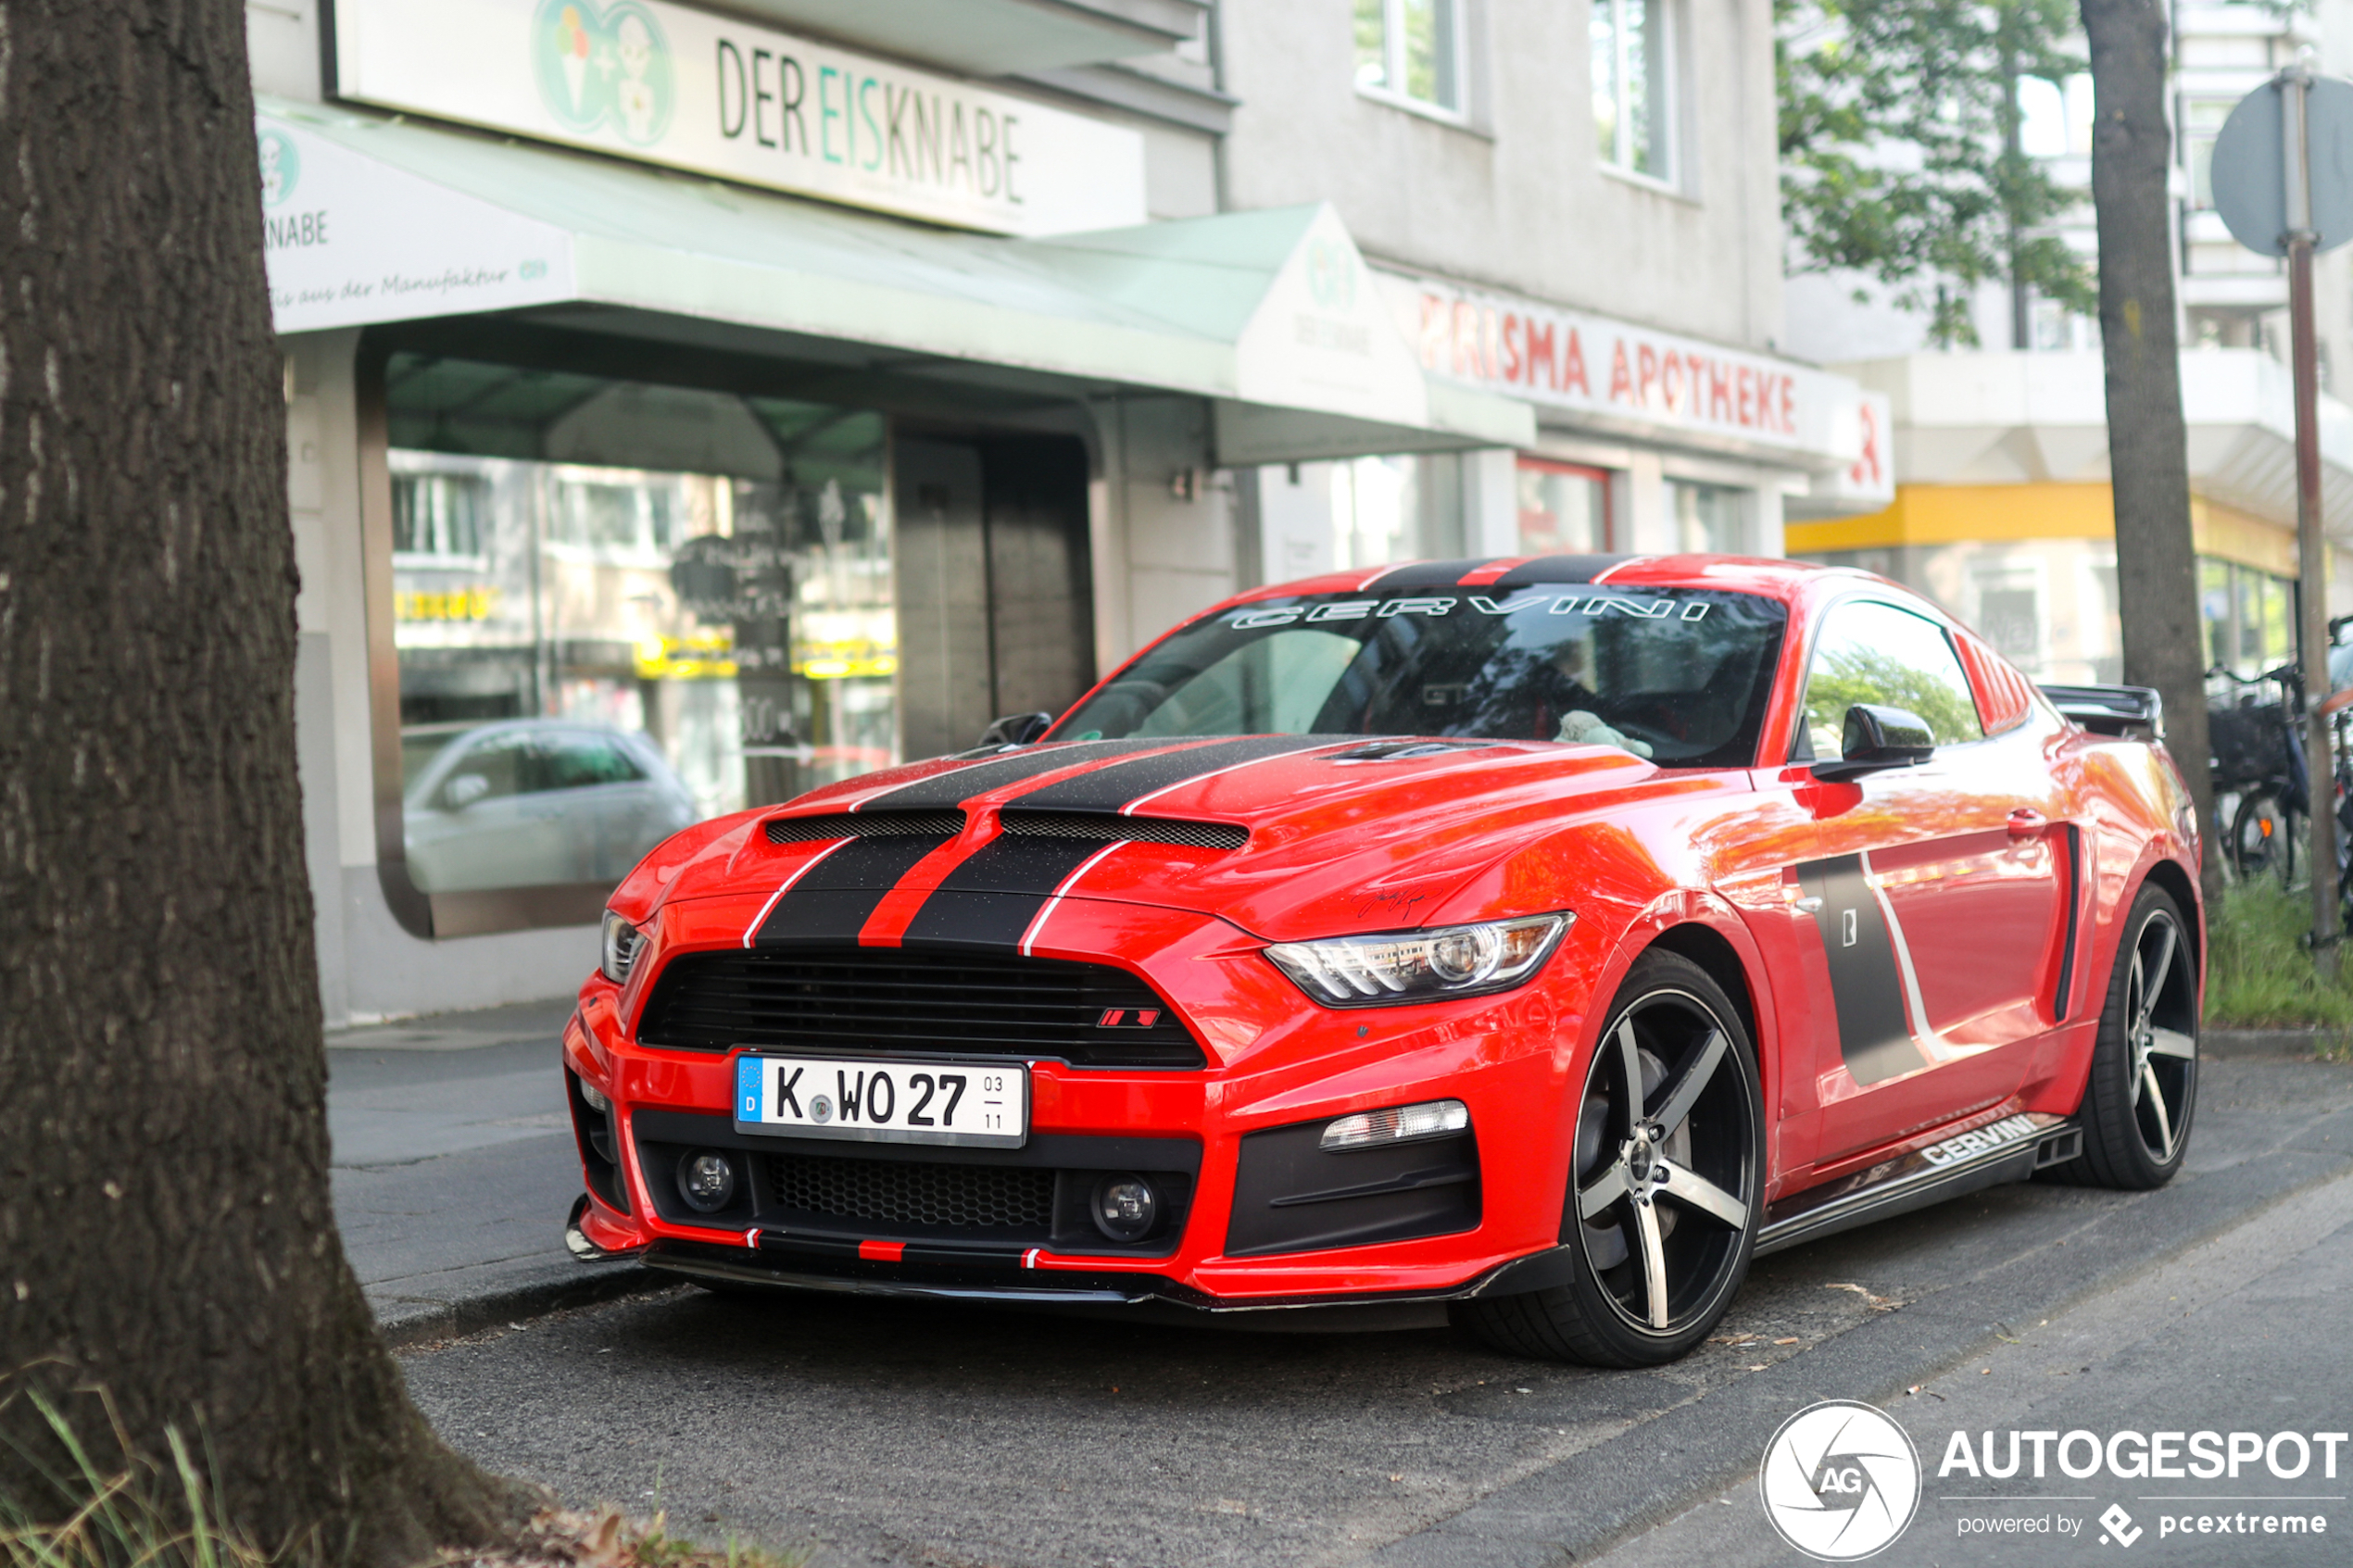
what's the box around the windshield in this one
[1058,586,1789,768]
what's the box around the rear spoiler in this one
[2039,683,2164,742]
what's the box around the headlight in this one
[599,910,645,985]
[1265,912,1571,1007]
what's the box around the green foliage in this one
[2204,881,2353,1047]
[1778,0,2097,346]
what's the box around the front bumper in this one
[561,897,1604,1309]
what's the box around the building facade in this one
[247,0,1881,1023]
[1782,0,2353,686]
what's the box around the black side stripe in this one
[899,835,1114,952]
[1013,734,1336,812]
[1795,855,1930,1086]
[1489,554,1632,588]
[857,738,1169,811]
[753,834,955,947]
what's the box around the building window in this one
[1354,0,1465,117]
[1592,0,1671,182]
[1517,458,1612,552]
[1330,452,1466,569]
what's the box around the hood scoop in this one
[998,810,1248,849]
[766,809,964,844]
[1325,740,1495,763]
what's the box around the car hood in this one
[654,735,1751,941]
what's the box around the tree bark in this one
[2080,0,2222,905]
[0,1,533,1557]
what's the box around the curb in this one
[378,1262,673,1350]
[2204,1026,2344,1059]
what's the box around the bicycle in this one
[2207,661,2309,884]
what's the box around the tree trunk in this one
[0,1,534,1558]
[2080,0,2222,906]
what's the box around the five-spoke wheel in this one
[2055,884,2198,1189]
[1457,949,1762,1365]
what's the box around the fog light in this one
[676,1150,736,1213]
[1091,1173,1158,1241]
[577,1078,610,1113]
[1319,1098,1469,1151]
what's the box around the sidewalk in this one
[328,999,658,1345]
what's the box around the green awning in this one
[258,98,1532,461]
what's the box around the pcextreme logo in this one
[1760,1400,1923,1561]
[534,0,675,146]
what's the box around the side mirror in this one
[976,710,1053,748]
[1812,704,1934,781]
[442,772,492,809]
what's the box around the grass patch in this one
[2,1389,803,1568]
[2204,881,2353,1053]
[0,1389,267,1568]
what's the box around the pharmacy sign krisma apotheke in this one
[327,0,1148,237]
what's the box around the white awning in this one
[258,99,1532,462]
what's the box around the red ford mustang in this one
[562,555,2202,1365]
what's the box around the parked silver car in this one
[403,720,698,893]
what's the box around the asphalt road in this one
[395,1054,2353,1568]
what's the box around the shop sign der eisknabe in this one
[327,0,1148,237]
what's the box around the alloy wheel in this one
[2122,907,2197,1165]
[1572,987,1758,1335]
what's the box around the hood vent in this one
[1327,740,1493,763]
[766,809,965,845]
[999,810,1247,849]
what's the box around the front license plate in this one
[733,1055,1028,1148]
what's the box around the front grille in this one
[766,809,965,844]
[999,810,1247,849]
[635,947,1208,1068]
[767,1154,1054,1232]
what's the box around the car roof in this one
[1224,554,1878,607]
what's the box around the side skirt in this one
[1752,1111,2082,1259]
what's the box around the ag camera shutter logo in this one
[1759,1400,1922,1561]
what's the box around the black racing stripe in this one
[754,834,956,947]
[1012,734,1334,811]
[899,835,1113,952]
[1796,855,1929,1085]
[1490,554,1633,588]
[1349,558,1496,594]
[859,738,1170,810]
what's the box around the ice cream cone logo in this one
[533,0,673,144]
[559,6,589,115]
[257,128,300,208]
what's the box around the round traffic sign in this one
[2212,75,2353,257]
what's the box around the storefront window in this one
[384,355,892,895]
[2200,556,2294,679]
[1516,458,1611,553]
[1669,480,1746,554]
[1328,453,1466,570]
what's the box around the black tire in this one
[1455,949,1763,1366]
[2230,793,2296,885]
[2053,884,2198,1189]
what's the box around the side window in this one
[1796,601,1986,761]
[537,732,647,791]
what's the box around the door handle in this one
[2007,809,2049,839]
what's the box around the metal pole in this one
[2283,63,2341,972]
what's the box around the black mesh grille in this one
[766,810,965,844]
[767,1155,1054,1232]
[635,947,1207,1068]
[999,811,1247,849]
